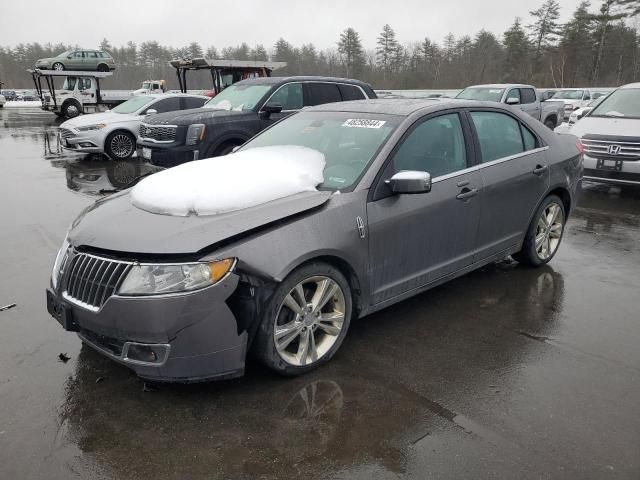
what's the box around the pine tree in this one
[591,0,625,82]
[337,28,365,77]
[528,0,561,63]
[376,24,398,77]
[187,42,203,59]
[503,18,531,82]
[99,38,112,53]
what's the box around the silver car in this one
[46,99,583,382]
[59,94,209,159]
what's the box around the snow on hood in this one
[131,146,326,216]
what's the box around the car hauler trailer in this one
[170,58,287,96]
[29,69,128,119]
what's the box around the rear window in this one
[338,84,366,101]
[470,111,537,162]
[306,83,342,106]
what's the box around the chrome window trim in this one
[431,146,549,184]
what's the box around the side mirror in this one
[506,97,520,105]
[385,171,432,194]
[145,109,157,116]
[259,103,283,118]
[67,55,73,59]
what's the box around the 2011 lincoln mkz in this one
[47,99,583,382]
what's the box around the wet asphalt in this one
[0,107,639,480]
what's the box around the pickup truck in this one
[456,83,564,129]
[137,76,377,167]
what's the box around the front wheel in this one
[52,62,65,71]
[62,101,81,118]
[513,195,566,266]
[544,119,556,130]
[105,131,136,159]
[254,262,352,376]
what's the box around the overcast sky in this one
[1,0,587,50]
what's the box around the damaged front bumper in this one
[46,259,248,382]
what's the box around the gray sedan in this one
[46,99,583,382]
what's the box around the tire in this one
[97,64,109,72]
[62,100,82,119]
[52,62,65,71]
[253,262,353,376]
[544,119,556,130]
[513,195,566,267]
[105,131,136,160]
[212,142,241,157]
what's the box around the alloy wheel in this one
[535,202,564,260]
[274,276,346,366]
[110,134,134,158]
[53,63,64,71]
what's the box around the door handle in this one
[456,188,479,200]
[532,164,548,175]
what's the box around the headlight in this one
[51,236,70,289]
[76,124,106,132]
[185,124,206,145]
[118,258,235,296]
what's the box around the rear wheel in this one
[254,262,352,376]
[513,195,566,266]
[97,64,109,72]
[52,62,65,71]
[105,131,136,160]
[544,118,556,130]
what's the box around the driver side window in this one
[391,113,467,178]
[265,83,303,111]
[506,88,521,104]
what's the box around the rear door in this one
[468,109,550,260]
[366,111,482,305]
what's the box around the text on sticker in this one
[342,119,386,129]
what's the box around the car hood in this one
[62,111,137,128]
[569,116,640,138]
[68,190,332,255]
[144,108,252,126]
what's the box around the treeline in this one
[1,0,640,90]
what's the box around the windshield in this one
[142,82,152,89]
[111,96,155,114]
[589,88,640,119]
[587,96,607,108]
[204,84,272,111]
[57,50,72,58]
[552,90,584,100]
[241,111,400,190]
[456,87,504,102]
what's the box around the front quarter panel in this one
[205,191,370,309]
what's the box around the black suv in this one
[137,76,376,167]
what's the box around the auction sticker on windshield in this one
[342,119,386,129]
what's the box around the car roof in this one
[234,76,372,88]
[464,83,533,89]
[306,98,497,116]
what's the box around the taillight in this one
[576,140,585,155]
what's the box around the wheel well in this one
[212,138,245,156]
[107,128,135,139]
[545,114,557,125]
[299,255,364,319]
[548,187,571,215]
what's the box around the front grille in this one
[59,127,76,139]
[582,137,640,161]
[63,253,131,311]
[139,124,177,142]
